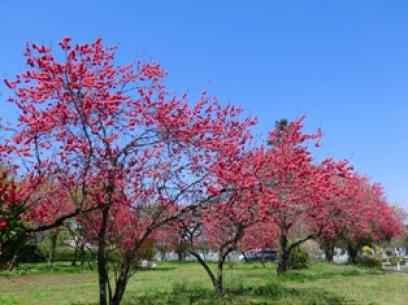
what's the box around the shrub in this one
[55,248,94,262]
[17,244,46,263]
[389,256,405,266]
[288,247,309,270]
[362,246,372,256]
[385,248,394,257]
[355,256,382,268]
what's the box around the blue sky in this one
[0,1,407,209]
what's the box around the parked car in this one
[243,248,278,262]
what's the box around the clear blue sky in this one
[0,1,407,209]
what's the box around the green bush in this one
[355,256,382,268]
[385,248,394,257]
[362,246,372,256]
[54,248,94,262]
[54,248,76,262]
[16,244,45,263]
[288,247,309,270]
[389,256,405,266]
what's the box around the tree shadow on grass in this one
[71,281,354,305]
[0,262,94,276]
[280,267,383,283]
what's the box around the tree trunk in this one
[324,245,335,263]
[72,241,86,266]
[278,233,289,273]
[71,245,78,266]
[214,247,234,295]
[347,243,358,264]
[48,231,59,266]
[215,256,224,295]
[215,275,223,295]
[160,248,166,261]
[323,240,335,263]
[321,237,335,263]
[110,257,132,305]
[241,251,248,263]
[260,250,266,268]
[79,242,86,266]
[97,206,111,305]
[7,252,19,271]
[189,251,219,293]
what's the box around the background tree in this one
[259,118,353,273]
[180,148,263,294]
[338,176,404,263]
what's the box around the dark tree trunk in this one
[186,224,243,296]
[177,251,182,261]
[260,250,266,268]
[160,249,166,261]
[7,252,19,271]
[72,241,86,266]
[324,245,335,263]
[190,251,217,288]
[321,237,335,263]
[215,249,234,295]
[97,205,111,305]
[79,243,86,266]
[71,244,78,266]
[48,230,59,266]
[241,251,248,263]
[215,259,224,295]
[189,250,228,295]
[110,257,132,305]
[278,233,289,274]
[347,243,359,264]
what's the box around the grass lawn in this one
[0,261,407,305]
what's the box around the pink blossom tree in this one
[1,36,255,305]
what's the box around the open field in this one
[1,262,407,305]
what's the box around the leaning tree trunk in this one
[189,250,218,291]
[110,256,132,305]
[190,248,231,295]
[241,251,248,263]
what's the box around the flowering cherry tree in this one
[1,36,255,305]
[338,175,403,263]
[178,148,264,294]
[259,118,354,273]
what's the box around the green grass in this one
[1,261,407,305]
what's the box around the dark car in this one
[244,248,278,262]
